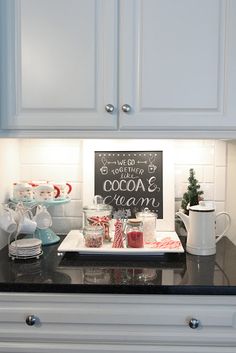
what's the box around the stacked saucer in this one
[9,238,42,259]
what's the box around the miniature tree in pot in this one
[181,168,204,215]
[176,168,204,236]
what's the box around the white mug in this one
[33,184,60,202]
[12,206,37,234]
[49,181,72,200]
[29,180,47,187]
[18,216,37,234]
[0,205,17,233]
[13,183,33,202]
[33,205,52,229]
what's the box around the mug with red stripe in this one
[33,183,60,202]
[49,181,72,200]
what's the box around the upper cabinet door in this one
[1,0,118,130]
[119,0,236,130]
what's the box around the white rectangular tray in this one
[58,230,184,255]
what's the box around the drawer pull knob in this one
[105,104,115,113]
[122,104,132,113]
[26,315,37,326]
[188,318,200,329]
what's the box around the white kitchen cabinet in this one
[0,0,118,130]
[0,293,236,352]
[1,0,236,136]
[119,0,236,131]
[0,344,235,353]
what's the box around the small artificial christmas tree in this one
[181,168,204,215]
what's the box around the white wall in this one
[0,139,20,248]
[174,140,227,236]
[0,138,229,248]
[18,139,83,234]
[226,141,236,245]
[174,140,227,215]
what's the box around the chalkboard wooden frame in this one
[82,140,175,231]
[94,151,163,219]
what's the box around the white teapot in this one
[176,201,231,255]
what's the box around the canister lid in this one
[189,201,215,212]
[127,218,143,225]
[83,195,113,211]
[136,207,156,218]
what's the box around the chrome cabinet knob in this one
[122,104,132,113]
[188,318,200,329]
[26,315,37,326]
[105,104,115,113]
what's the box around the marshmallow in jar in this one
[136,208,157,242]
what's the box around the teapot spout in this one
[176,211,190,233]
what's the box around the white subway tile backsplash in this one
[173,140,227,217]
[16,139,84,235]
[175,201,183,213]
[0,139,20,202]
[63,200,83,218]
[202,140,215,147]
[215,201,226,213]
[51,217,82,234]
[69,182,82,200]
[214,166,226,201]
[175,165,203,183]
[20,165,82,182]
[3,138,225,237]
[49,204,65,217]
[20,139,82,165]
[0,138,228,250]
[203,165,214,183]
[215,140,227,166]
[174,141,215,165]
[175,182,188,200]
[200,183,214,200]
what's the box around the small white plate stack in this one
[9,238,43,259]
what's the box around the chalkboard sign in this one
[94,151,163,218]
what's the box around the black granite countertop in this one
[0,235,236,295]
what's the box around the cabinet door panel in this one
[1,0,118,129]
[21,0,96,109]
[120,0,236,130]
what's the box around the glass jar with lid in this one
[83,195,113,241]
[136,208,157,242]
[126,219,144,248]
[83,225,104,248]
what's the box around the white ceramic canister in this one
[136,208,157,242]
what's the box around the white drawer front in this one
[0,293,236,347]
[0,343,236,353]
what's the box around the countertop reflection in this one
[0,235,235,294]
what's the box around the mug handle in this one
[53,185,60,198]
[215,212,231,243]
[66,183,72,194]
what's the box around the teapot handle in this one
[215,212,231,243]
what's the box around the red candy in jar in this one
[126,219,144,248]
[83,196,113,242]
[83,226,104,248]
